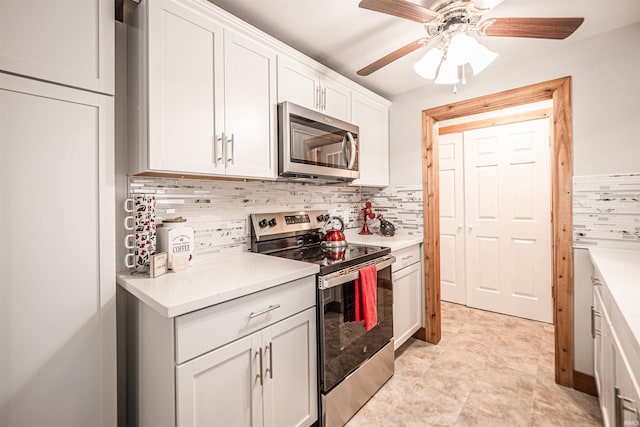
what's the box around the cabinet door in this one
[262,308,318,427]
[0,73,115,427]
[176,333,263,427]
[147,0,225,174]
[393,262,422,350]
[614,344,640,427]
[595,287,615,427]
[350,93,390,187]
[277,57,319,111]
[319,75,350,122]
[224,30,277,179]
[0,0,114,94]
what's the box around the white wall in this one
[389,22,640,185]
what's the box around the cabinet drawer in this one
[175,275,315,363]
[392,245,421,272]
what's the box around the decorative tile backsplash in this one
[128,177,424,257]
[573,173,640,250]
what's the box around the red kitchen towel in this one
[354,264,378,331]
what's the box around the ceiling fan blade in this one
[481,17,584,39]
[357,39,428,76]
[359,0,441,24]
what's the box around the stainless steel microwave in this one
[278,102,359,183]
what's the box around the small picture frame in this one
[150,252,168,278]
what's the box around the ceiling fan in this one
[357,0,584,77]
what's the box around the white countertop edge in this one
[117,252,319,318]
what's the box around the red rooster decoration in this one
[359,201,376,235]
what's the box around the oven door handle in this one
[318,255,396,290]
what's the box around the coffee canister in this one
[157,217,194,270]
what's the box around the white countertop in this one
[344,229,423,252]
[117,252,319,318]
[589,248,640,364]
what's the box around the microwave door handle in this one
[346,132,356,170]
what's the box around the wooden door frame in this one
[415,77,574,387]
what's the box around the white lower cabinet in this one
[176,308,317,427]
[130,276,317,427]
[592,276,640,427]
[392,245,423,350]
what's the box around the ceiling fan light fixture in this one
[446,33,478,66]
[413,47,443,80]
[434,57,460,84]
[467,42,498,75]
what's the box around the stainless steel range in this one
[250,210,395,427]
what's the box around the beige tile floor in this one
[346,301,602,427]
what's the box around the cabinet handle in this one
[257,348,264,386]
[316,87,321,109]
[615,387,638,427]
[591,276,603,286]
[591,306,602,338]
[265,342,273,380]
[401,255,414,261]
[322,87,327,110]
[214,133,224,165]
[249,304,281,319]
[227,133,234,165]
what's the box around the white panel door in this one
[464,118,552,322]
[176,333,263,427]
[224,30,277,179]
[147,0,224,174]
[438,132,466,304]
[0,74,115,427]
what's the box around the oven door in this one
[318,256,394,393]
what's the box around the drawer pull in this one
[591,276,602,286]
[401,255,414,261]
[249,304,281,319]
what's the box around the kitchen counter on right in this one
[344,229,423,252]
[589,247,640,379]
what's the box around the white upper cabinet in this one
[129,0,276,179]
[277,57,351,122]
[223,30,277,178]
[127,0,389,182]
[0,0,114,94]
[350,92,390,187]
[146,0,224,175]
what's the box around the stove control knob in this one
[258,219,268,228]
[268,218,277,227]
[316,214,324,222]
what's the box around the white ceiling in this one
[208,0,640,99]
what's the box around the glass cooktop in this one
[269,243,390,275]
